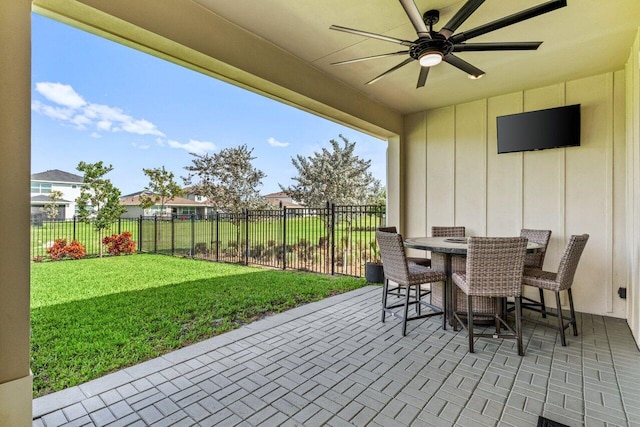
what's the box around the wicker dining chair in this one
[452,237,528,355]
[513,229,552,316]
[430,226,499,320]
[521,234,589,346]
[377,226,430,267]
[376,230,447,335]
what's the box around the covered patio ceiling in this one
[33,0,640,124]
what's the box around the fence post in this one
[215,212,219,262]
[282,206,287,270]
[330,202,335,276]
[118,217,121,234]
[73,215,77,241]
[244,209,249,265]
[171,215,175,256]
[138,216,142,252]
[154,215,158,253]
[191,214,195,257]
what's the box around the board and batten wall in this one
[625,29,640,344]
[403,70,627,319]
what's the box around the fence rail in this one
[30,204,386,278]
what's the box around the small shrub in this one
[46,239,68,261]
[102,231,136,256]
[66,240,87,260]
[45,239,86,261]
[32,256,44,263]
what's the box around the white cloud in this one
[32,81,165,138]
[90,132,102,138]
[31,101,74,121]
[267,137,289,147]
[120,118,164,136]
[156,138,166,147]
[36,82,86,108]
[167,139,216,155]
[132,142,150,150]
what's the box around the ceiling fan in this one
[330,0,567,88]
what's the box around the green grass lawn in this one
[30,254,367,397]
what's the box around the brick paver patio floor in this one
[33,286,640,426]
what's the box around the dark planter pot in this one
[365,262,385,284]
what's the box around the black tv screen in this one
[497,104,581,154]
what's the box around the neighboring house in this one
[119,193,210,219]
[264,191,301,208]
[30,169,83,220]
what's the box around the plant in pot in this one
[365,241,385,284]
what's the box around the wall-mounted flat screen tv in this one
[497,104,581,154]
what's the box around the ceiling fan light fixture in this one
[468,73,484,80]
[418,51,443,67]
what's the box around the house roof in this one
[120,195,207,207]
[30,195,71,204]
[31,169,83,184]
[264,191,290,199]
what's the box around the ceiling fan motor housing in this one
[409,36,453,61]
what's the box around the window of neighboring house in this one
[179,207,196,215]
[31,182,52,194]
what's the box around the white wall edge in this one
[0,373,33,427]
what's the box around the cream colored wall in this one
[0,0,33,424]
[625,30,640,343]
[404,70,627,318]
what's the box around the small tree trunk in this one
[99,229,104,258]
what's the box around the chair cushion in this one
[522,268,559,291]
[407,264,446,286]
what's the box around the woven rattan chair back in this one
[554,234,589,291]
[466,237,528,298]
[377,226,397,233]
[375,230,410,284]
[520,229,552,269]
[432,226,465,238]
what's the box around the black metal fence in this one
[30,216,141,259]
[30,204,386,278]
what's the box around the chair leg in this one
[416,285,422,316]
[402,285,411,336]
[539,288,547,318]
[453,286,458,332]
[555,291,567,346]
[381,278,389,323]
[442,282,447,331]
[567,288,578,336]
[515,297,524,356]
[467,295,474,353]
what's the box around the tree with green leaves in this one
[279,134,381,206]
[280,135,382,268]
[184,145,268,255]
[183,144,268,213]
[139,166,183,217]
[76,161,126,257]
[40,190,64,220]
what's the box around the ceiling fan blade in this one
[444,54,485,78]
[453,41,542,52]
[416,66,430,88]
[366,58,415,85]
[451,0,567,44]
[439,0,485,39]
[398,0,431,38]
[331,51,410,65]
[330,25,415,47]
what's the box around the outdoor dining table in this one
[403,236,544,329]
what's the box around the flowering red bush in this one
[102,231,136,256]
[45,239,86,261]
[66,240,87,260]
[46,239,68,261]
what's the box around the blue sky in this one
[31,14,387,196]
